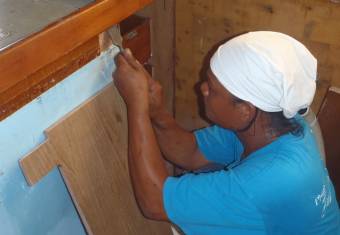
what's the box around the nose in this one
[200,82,209,97]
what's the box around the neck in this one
[236,111,279,158]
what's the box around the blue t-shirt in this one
[163,117,340,234]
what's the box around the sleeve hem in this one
[194,130,213,162]
[163,177,179,224]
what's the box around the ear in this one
[235,102,257,128]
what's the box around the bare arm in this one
[127,106,169,220]
[113,50,211,221]
[150,107,210,171]
[113,50,168,221]
[147,72,210,170]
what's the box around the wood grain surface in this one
[121,16,151,64]
[176,0,340,130]
[137,0,176,114]
[20,84,171,235]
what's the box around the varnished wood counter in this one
[0,0,152,121]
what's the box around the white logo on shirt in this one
[314,177,332,218]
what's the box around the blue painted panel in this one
[0,46,119,235]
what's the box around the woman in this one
[113,31,340,234]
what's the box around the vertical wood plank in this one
[318,88,340,202]
[138,0,176,114]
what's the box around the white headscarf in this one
[210,31,317,118]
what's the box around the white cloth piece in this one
[210,31,317,118]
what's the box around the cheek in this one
[204,95,222,122]
[205,96,238,129]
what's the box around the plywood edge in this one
[20,140,59,186]
[58,167,94,235]
[45,83,117,134]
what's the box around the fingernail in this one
[125,48,132,55]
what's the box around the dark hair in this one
[267,111,304,137]
[231,95,304,137]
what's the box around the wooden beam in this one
[318,87,340,202]
[136,0,176,175]
[0,0,152,108]
[137,0,176,114]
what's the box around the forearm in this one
[151,109,208,170]
[127,106,169,220]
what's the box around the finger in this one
[148,73,159,85]
[148,76,156,89]
[123,48,153,79]
[124,49,153,81]
[115,53,129,68]
[112,55,128,80]
[112,68,120,82]
[148,79,161,94]
[121,48,141,70]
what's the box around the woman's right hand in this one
[148,77,166,120]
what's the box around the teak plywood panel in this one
[176,0,340,130]
[20,84,171,235]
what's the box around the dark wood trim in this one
[121,16,151,64]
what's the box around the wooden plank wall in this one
[176,0,340,130]
[138,0,176,114]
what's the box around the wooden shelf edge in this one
[0,0,152,121]
[0,36,100,121]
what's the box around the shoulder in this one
[194,125,244,164]
[194,125,240,142]
[234,129,324,195]
[232,132,337,233]
[234,130,328,211]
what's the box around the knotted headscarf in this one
[210,31,317,118]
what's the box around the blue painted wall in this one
[0,46,119,235]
